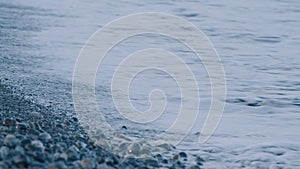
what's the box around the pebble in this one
[2,118,16,127]
[15,146,25,154]
[188,165,201,169]
[195,156,205,165]
[30,140,45,152]
[4,134,20,148]
[128,142,142,156]
[98,164,115,169]
[179,152,188,158]
[60,153,68,161]
[39,132,52,142]
[80,158,94,169]
[12,154,29,165]
[30,112,43,119]
[0,146,10,159]
[16,123,28,130]
[94,140,110,150]
[173,154,179,161]
[48,161,68,169]
[66,145,80,161]
[144,158,159,167]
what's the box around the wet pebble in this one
[30,111,43,119]
[12,154,29,165]
[162,159,168,164]
[66,145,80,161]
[80,158,94,169]
[2,118,16,128]
[39,132,52,142]
[16,123,28,130]
[30,140,45,152]
[97,164,115,169]
[60,153,68,161]
[48,161,68,169]
[0,146,10,159]
[195,156,205,165]
[179,152,188,158]
[94,140,110,150]
[188,165,201,169]
[173,154,179,161]
[4,134,20,148]
[128,142,142,156]
[144,158,159,167]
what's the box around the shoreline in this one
[0,81,199,169]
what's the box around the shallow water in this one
[1,0,300,168]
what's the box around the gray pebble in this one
[2,118,16,128]
[81,158,94,169]
[188,165,201,169]
[145,158,159,167]
[0,146,10,159]
[30,112,43,119]
[179,152,188,158]
[39,132,52,142]
[12,154,29,165]
[66,145,80,161]
[16,123,28,130]
[48,161,68,169]
[30,140,45,152]
[4,134,20,148]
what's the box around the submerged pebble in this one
[179,152,188,158]
[128,142,142,156]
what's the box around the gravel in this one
[0,81,203,168]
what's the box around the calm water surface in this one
[1,0,300,168]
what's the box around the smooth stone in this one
[15,146,25,154]
[0,161,8,169]
[128,142,142,156]
[0,146,10,159]
[39,132,52,142]
[94,140,110,150]
[4,134,20,148]
[97,164,115,169]
[66,145,80,161]
[144,158,159,167]
[188,165,201,169]
[30,112,43,119]
[75,141,87,149]
[12,154,29,165]
[16,123,28,130]
[162,159,168,164]
[196,156,205,165]
[2,118,16,127]
[80,158,94,169]
[48,161,68,169]
[30,140,45,152]
[173,154,179,161]
[155,153,163,161]
[178,152,188,158]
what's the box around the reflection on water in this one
[1,0,300,167]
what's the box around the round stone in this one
[178,152,188,158]
[4,134,20,148]
[2,118,16,128]
[31,140,45,152]
[16,123,28,130]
